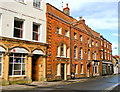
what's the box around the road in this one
[3,74,120,92]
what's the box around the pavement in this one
[1,78,88,91]
[1,75,119,91]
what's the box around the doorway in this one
[32,55,39,81]
[61,63,65,80]
[87,65,90,77]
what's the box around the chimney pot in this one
[79,16,82,20]
[63,3,70,15]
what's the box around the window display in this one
[9,53,26,76]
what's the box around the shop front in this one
[92,60,100,76]
[0,37,47,85]
[102,61,113,76]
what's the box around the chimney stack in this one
[63,3,70,15]
[79,16,85,24]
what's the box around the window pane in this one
[22,64,25,71]
[22,71,25,75]
[10,57,13,63]
[22,58,25,63]
[14,29,21,38]
[33,0,41,8]
[9,64,13,75]
[14,71,21,75]
[14,20,23,38]
[14,64,21,70]
[33,24,39,41]
[14,21,21,28]
[14,53,21,57]
[14,58,21,63]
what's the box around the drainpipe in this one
[70,26,72,79]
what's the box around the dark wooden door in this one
[61,64,64,80]
[32,55,39,81]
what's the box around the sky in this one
[46,0,118,56]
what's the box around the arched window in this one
[74,46,77,59]
[88,49,90,60]
[60,43,66,57]
[94,51,97,60]
[105,50,106,59]
[80,47,83,59]
[67,47,70,58]
[108,51,109,60]
[92,51,97,60]
[61,44,64,56]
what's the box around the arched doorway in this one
[32,50,44,81]
[87,63,92,77]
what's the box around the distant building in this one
[100,36,113,75]
[112,55,119,74]
[0,0,47,85]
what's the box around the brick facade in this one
[100,36,113,75]
[46,3,109,81]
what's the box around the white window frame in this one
[87,38,90,44]
[74,46,77,59]
[101,41,103,46]
[80,35,82,41]
[33,23,40,41]
[94,51,97,60]
[80,47,83,59]
[14,19,24,38]
[65,30,69,37]
[33,0,41,9]
[101,51,103,59]
[92,40,94,46]
[104,41,106,47]
[80,64,84,74]
[105,50,106,60]
[9,53,26,76]
[93,63,99,74]
[56,27,62,34]
[96,42,98,46]
[74,32,77,39]
[75,64,78,74]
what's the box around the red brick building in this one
[46,3,112,81]
[100,36,113,75]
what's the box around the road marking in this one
[105,83,120,91]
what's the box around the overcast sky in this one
[46,0,118,55]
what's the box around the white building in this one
[0,0,46,42]
[0,0,47,85]
[112,56,119,74]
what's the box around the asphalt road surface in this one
[3,74,120,92]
